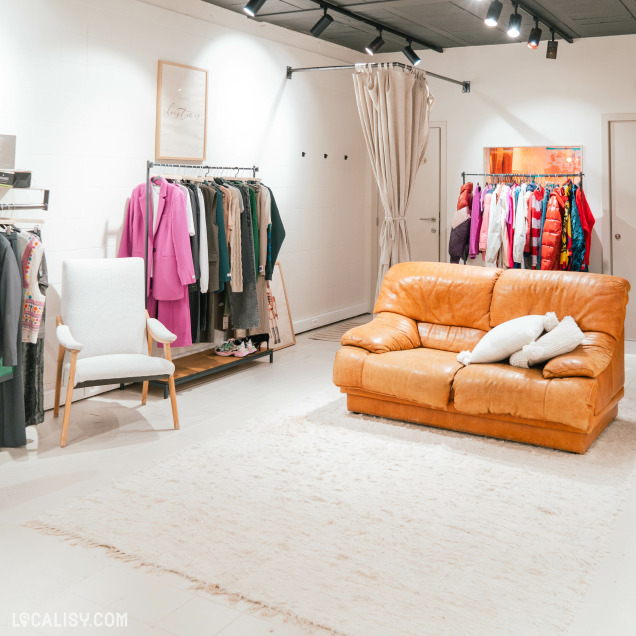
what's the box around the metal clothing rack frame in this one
[462,172,584,185]
[0,189,49,214]
[142,161,272,398]
[286,62,471,93]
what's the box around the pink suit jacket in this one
[118,178,195,300]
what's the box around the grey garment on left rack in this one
[0,232,26,447]
[228,184,259,329]
[23,240,48,427]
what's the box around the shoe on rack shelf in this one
[233,340,250,358]
[215,340,237,357]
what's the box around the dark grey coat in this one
[0,232,26,447]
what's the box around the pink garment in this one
[468,185,482,259]
[119,178,195,346]
[147,287,192,348]
[479,190,492,257]
[507,188,515,268]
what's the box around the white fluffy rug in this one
[31,396,636,636]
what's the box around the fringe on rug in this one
[26,520,342,635]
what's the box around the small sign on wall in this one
[0,135,16,169]
[155,61,208,162]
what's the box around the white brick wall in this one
[0,0,374,408]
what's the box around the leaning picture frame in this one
[267,262,295,351]
[156,60,208,162]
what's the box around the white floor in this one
[1,331,636,636]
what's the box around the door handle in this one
[419,217,437,221]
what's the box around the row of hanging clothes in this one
[0,222,47,447]
[118,171,285,348]
[449,175,595,271]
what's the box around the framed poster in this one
[156,60,208,161]
[267,262,295,351]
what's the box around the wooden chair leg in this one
[163,343,179,430]
[142,310,152,406]
[54,345,65,418]
[60,351,78,448]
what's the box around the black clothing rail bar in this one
[0,203,47,211]
[286,63,470,92]
[462,172,584,185]
[148,162,259,177]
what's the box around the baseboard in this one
[293,302,371,334]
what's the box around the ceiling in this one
[201,0,636,54]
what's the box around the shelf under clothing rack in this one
[462,172,584,185]
[141,160,272,398]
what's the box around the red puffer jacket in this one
[540,189,566,271]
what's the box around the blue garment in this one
[570,185,586,272]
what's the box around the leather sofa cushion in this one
[374,262,501,332]
[453,363,598,431]
[543,332,616,379]
[490,269,630,341]
[333,346,369,389]
[342,312,420,353]
[360,348,462,409]
[418,322,486,353]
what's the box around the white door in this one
[405,126,441,261]
[609,119,636,340]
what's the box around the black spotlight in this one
[528,19,542,49]
[403,42,421,66]
[484,0,503,27]
[507,5,522,37]
[546,31,558,58]
[243,0,267,17]
[310,9,334,38]
[365,32,385,55]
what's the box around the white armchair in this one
[54,258,179,447]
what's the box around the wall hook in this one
[344,155,348,160]
[302,151,306,157]
[324,153,328,159]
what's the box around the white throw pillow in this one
[457,312,558,366]
[509,316,584,368]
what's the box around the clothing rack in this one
[462,172,584,185]
[286,62,471,93]
[142,160,272,398]
[145,162,259,291]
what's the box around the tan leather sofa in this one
[333,262,630,453]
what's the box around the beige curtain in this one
[353,63,434,297]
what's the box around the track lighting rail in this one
[307,0,442,53]
[286,63,470,93]
[513,1,573,43]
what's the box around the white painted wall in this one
[377,34,636,273]
[0,0,373,408]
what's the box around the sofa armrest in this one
[147,318,177,344]
[56,324,84,352]
[341,312,420,354]
[542,332,615,379]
